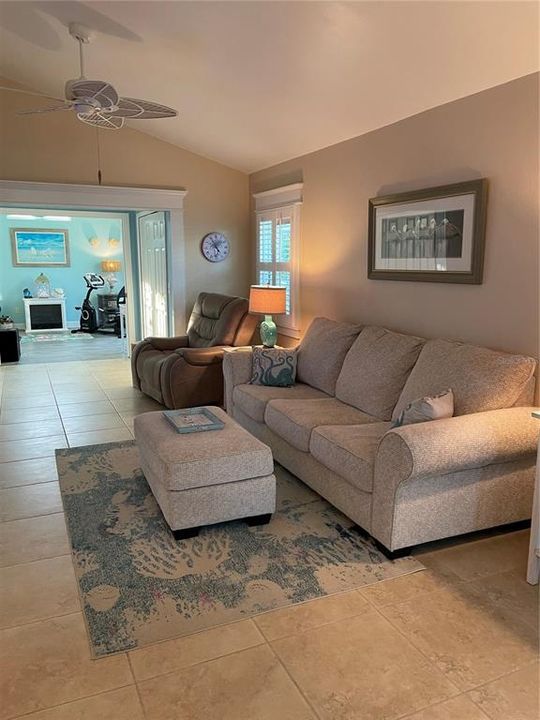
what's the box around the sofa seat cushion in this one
[137,349,174,404]
[265,397,378,452]
[233,383,329,423]
[392,338,537,421]
[296,317,362,395]
[310,422,391,492]
[336,326,425,420]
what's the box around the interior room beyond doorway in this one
[0,209,130,363]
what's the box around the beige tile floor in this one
[0,358,538,719]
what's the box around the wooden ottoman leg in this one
[246,513,272,527]
[172,526,200,541]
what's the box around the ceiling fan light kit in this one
[3,22,178,130]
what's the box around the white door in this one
[138,211,169,338]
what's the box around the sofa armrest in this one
[375,407,539,486]
[371,407,539,550]
[145,335,189,351]
[222,347,254,414]
[175,346,227,366]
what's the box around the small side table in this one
[527,411,540,584]
[0,328,21,363]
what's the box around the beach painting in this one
[10,228,70,267]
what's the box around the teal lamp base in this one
[260,315,277,347]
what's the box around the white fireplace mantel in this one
[24,298,67,333]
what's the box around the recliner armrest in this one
[145,335,189,351]
[175,346,227,366]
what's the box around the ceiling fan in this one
[1,23,178,130]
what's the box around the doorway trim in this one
[0,180,188,337]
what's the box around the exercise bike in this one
[72,273,124,336]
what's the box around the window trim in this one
[253,183,302,339]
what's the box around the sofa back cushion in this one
[335,326,425,420]
[392,338,537,421]
[296,317,362,395]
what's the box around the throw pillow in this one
[393,388,454,428]
[251,347,297,387]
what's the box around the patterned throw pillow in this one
[392,388,454,428]
[251,347,297,387]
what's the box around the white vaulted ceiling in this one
[0,1,538,172]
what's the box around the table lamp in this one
[249,285,286,347]
[101,260,121,290]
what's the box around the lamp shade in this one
[101,260,121,273]
[249,285,286,315]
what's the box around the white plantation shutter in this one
[255,187,301,337]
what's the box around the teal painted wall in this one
[0,215,125,325]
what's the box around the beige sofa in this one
[223,318,539,555]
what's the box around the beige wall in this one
[0,81,251,333]
[251,73,539,359]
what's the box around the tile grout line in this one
[0,609,82,633]
[1,509,64,525]
[264,639,324,720]
[0,451,64,465]
[1,602,83,632]
[460,658,540,719]
[8,682,137,720]
[364,599,464,697]
[359,565,540,691]
[251,589,376,643]
[394,692,489,720]
[254,617,324,720]
[364,589,538,699]
[47,365,69,449]
[130,640,271,686]
[127,654,149,720]
[0,552,71,570]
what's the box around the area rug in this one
[56,441,423,657]
[20,332,93,343]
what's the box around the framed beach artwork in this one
[10,228,71,267]
[368,179,488,284]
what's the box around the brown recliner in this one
[132,292,256,409]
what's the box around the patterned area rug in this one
[21,332,93,343]
[56,441,423,658]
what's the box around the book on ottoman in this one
[163,406,225,434]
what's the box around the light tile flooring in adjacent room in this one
[0,357,538,719]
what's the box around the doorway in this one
[0,180,188,354]
[137,211,171,339]
[0,208,132,363]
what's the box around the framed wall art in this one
[10,228,71,267]
[368,179,488,283]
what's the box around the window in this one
[254,184,302,338]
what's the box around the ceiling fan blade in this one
[67,79,119,108]
[0,86,65,102]
[77,111,124,130]
[112,97,177,119]
[17,104,73,116]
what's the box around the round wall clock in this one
[201,232,230,263]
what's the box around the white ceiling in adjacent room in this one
[0,1,538,172]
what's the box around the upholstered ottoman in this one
[134,406,276,539]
